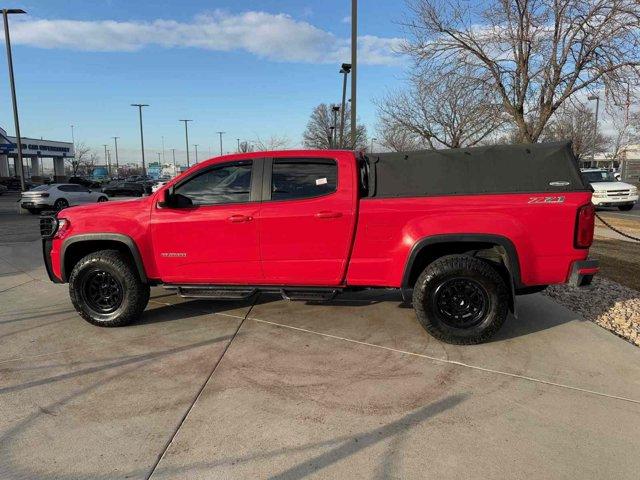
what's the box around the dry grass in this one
[590,238,640,291]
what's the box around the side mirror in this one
[159,188,193,208]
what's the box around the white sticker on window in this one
[316,177,328,185]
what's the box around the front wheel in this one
[69,250,150,327]
[97,196,108,202]
[412,255,509,344]
[618,204,634,211]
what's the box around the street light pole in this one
[339,63,351,148]
[103,144,110,176]
[370,137,376,153]
[588,95,600,166]
[161,135,165,163]
[131,103,149,176]
[237,138,240,152]
[331,105,340,148]
[350,0,357,149]
[171,148,177,176]
[194,144,199,163]
[3,9,27,190]
[179,119,192,167]
[216,131,225,155]
[112,136,119,176]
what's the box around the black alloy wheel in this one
[432,277,489,329]
[82,269,124,314]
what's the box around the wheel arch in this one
[61,233,148,283]
[401,234,522,312]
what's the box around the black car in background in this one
[102,181,145,197]
[0,177,34,191]
[68,176,102,189]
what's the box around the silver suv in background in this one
[21,184,109,214]
[581,169,638,211]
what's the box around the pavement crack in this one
[145,295,258,480]
[248,316,640,406]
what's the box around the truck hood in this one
[589,181,636,191]
[59,196,150,218]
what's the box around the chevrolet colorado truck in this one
[40,141,598,344]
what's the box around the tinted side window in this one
[176,161,252,205]
[58,185,72,192]
[271,159,337,201]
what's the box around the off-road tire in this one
[412,255,509,345]
[618,204,634,211]
[69,249,150,327]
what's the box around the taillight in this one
[575,203,595,248]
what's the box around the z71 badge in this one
[528,196,565,204]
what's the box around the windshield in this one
[582,171,616,183]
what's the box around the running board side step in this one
[165,284,341,302]
[170,285,258,300]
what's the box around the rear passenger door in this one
[258,157,356,285]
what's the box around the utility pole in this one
[112,136,119,176]
[216,131,225,155]
[131,103,149,176]
[3,9,27,190]
[194,144,199,163]
[103,144,109,176]
[588,95,600,167]
[339,63,351,148]
[171,148,177,176]
[350,0,357,149]
[179,119,192,167]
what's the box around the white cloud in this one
[342,15,351,24]
[6,11,404,66]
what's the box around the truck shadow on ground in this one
[141,289,581,344]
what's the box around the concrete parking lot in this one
[1,193,640,479]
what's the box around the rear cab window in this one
[271,158,337,201]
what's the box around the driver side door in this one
[150,159,263,284]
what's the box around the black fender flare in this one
[60,233,148,283]
[400,234,522,313]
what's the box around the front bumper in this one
[591,194,638,206]
[568,259,599,287]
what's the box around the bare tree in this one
[253,134,291,151]
[238,141,253,153]
[302,103,368,150]
[541,102,609,160]
[66,142,98,176]
[376,117,426,151]
[607,108,640,161]
[403,0,640,143]
[376,70,506,149]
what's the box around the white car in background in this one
[581,169,638,211]
[20,183,109,214]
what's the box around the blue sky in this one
[0,0,409,165]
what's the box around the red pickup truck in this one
[41,142,597,344]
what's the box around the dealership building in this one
[0,127,74,182]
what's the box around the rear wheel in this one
[98,196,108,202]
[54,198,69,211]
[618,204,634,211]
[412,255,509,344]
[69,250,150,327]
